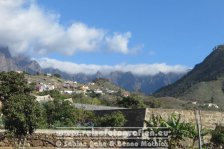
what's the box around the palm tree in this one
[145,113,207,149]
[160,113,190,149]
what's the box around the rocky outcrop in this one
[0,47,17,71]
[0,46,41,74]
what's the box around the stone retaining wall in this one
[145,108,224,129]
[1,108,224,147]
[0,133,56,148]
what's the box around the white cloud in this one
[37,58,189,76]
[0,0,137,56]
[106,32,131,54]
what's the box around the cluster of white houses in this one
[35,83,55,92]
[191,101,219,109]
[34,78,127,97]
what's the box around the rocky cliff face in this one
[0,46,41,74]
[14,56,41,74]
[0,47,17,71]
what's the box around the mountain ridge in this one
[0,46,186,95]
[154,45,224,106]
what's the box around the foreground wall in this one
[0,133,56,148]
[145,108,224,129]
[95,108,224,129]
[1,108,224,147]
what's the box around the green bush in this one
[96,111,126,127]
[43,99,76,128]
[53,73,61,78]
[117,95,145,108]
[73,94,102,105]
[211,125,224,147]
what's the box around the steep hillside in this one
[154,45,224,106]
[0,46,17,71]
[180,80,224,103]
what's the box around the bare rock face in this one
[0,46,11,59]
[0,46,41,74]
[0,47,17,71]
[14,55,42,74]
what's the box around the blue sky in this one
[37,0,224,66]
[1,0,224,75]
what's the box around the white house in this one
[15,71,23,74]
[203,103,219,109]
[208,103,219,109]
[123,92,129,97]
[94,89,103,95]
[46,73,52,77]
[88,82,95,86]
[36,83,55,92]
[64,98,73,103]
[35,95,53,103]
[106,88,115,94]
[47,83,55,90]
[192,101,197,105]
[62,90,74,94]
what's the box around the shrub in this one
[117,95,145,108]
[211,125,224,147]
[96,111,126,127]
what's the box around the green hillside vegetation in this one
[0,72,128,129]
[26,73,81,90]
[154,45,224,108]
[24,74,165,108]
[156,97,187,109]
[180,80,224,104]
[18,72,195,109]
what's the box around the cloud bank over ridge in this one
[38,58,189,76]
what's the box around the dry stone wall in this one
[145,108,224,129]
[94,108,224,130]
[1,108,224,147]
[0,133,56,148]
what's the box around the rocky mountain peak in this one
[0,46,41,74]
[0,46,12,58]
